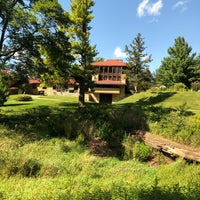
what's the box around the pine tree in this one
[125,33,152,93]
[68,0,97,107]
[155,37,196,88]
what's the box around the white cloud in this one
[137,0,149,17]
[173,1,189,12]
[148,0,163,15]
[137,0,163,17]
[113,47,127,59]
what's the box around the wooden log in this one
[143,132,200,163]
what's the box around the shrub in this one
[159,85,167,91]
[173,83,186,91]
[15,95,33,101]
[175,102,190,116]
[133,141,152,162]
[191,81,200,91]
[20,158,41,177]
[0,74,9,106]
[122,137,152,162]
[122,135,134,160]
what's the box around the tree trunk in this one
[78,78,85,107]
[143,132,200,162]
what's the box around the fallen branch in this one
[143,132,200,163]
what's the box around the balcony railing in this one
[93,87,120,94]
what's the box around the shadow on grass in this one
[0,91,193,158]
[58,102,79,108]
[136,92,177,106]
[3,103,30,107]
[0,102,149,158]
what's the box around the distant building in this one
[27,79,40,94]
[89,59,127,104]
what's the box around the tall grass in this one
[0,93,200,199]
[0,132,200,199]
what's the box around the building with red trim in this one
[89,59,127,103]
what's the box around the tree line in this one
[1,0,200,107]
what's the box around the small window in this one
[104,67,108,73]
[100,67,103,73]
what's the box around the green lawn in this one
[2,91,200,115]
[119,91,200,114]
[1,94,78,114]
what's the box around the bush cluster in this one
[15,95,33,101]
[191,81,200,91]
[0,74,9,106]
[172,82,186,91]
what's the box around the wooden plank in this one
[143,132,200,162]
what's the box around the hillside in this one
[0,92,200,199]
[119,91,200,114]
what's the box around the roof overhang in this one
[95,80,126,86]
[91,59,126,67]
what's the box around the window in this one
[104,67,108,73]
[99,67,103,73]
[113,67,117,73]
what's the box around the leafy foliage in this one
[0,73,9,106]
[68,0,97,106]
[191,81,200,91]
[0,0,73,81]
[15,95,33,101]
[172,82,186,92]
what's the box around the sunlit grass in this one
[0,91,200,199]
[1,94,78,114]
[118,91,200,114]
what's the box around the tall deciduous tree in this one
[0,0,28,65]
[0,0,73,80]
[125,33,152,93]
[0,72,9,106]
[68,0,97,107]
[155,36,196,88]
[34,0,74,88]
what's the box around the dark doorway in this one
[99,94,112,104]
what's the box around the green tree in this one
[155,37,196,88]
[0,0,37,69]
[35,0,74,89]
[0,72,9,106]
[0,0,73,81]
[125,33,152,93]
[68,0,97,107]
[193,54,200,81]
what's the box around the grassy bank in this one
[0,92,200,199]
[0,133,200,199]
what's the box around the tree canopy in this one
[125,33,153,92]
[68,0,97,107]
[155,36,198,88]
[0,0,73,80]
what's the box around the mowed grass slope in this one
[119,91,200,114]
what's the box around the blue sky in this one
[58,0,200,72]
